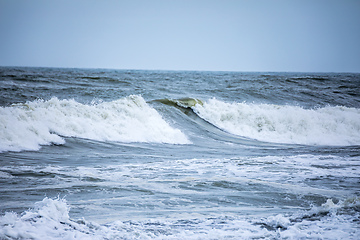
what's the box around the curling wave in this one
[0,95,190,152]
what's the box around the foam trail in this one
[193,98,360,146]
[0,95,190,152]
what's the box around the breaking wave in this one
[192,98,360,146]
[0,95,190,152]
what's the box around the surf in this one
[0,95,190,152]
[1,196,359,240]
[156,97,360,146]
[192,98,360,146]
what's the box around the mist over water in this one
[1,67,359,239]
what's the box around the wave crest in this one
[193,98,360,146]
[0,95,190,152]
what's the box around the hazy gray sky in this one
[1,0,359,72]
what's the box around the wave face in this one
[0,95,190,152]
[193,98,360,146]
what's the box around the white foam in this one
[1,197,359,239]
[193,98,360,146]
[2,154,357,202]
[0,95,190,152]
[276,197,360,239]
[0,197,102,239]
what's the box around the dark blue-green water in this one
[1,67,360,239]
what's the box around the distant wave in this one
[192,98,360,146]
[0,95,190,152]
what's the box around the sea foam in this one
[0,197,359,240]
[193,98,360,146]
[0,95,190,152]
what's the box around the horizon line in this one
[1,65,359,74]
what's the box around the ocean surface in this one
[0,67,359,239]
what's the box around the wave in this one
[192,98,360,146]
[154,98,204,108]
[0,197,359,239]
[0,95,190,152]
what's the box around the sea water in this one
[0,67,359,239]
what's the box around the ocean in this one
[0,67,359,239]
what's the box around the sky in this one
[0,0,359,72]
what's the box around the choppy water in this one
[0,67,360,239]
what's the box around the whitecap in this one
[0,95,190,152]
[193,98,360,146]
